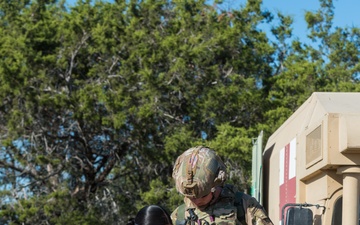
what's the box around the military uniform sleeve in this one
[243,195,274,225]
[171,207,179,225]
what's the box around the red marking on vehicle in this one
[279,139,296,222]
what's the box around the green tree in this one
[1,0,275,223]
[2,0,360,224]
[262,0,360,141]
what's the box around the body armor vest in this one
[175,184,245,225]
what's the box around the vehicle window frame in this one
[323,189,342,225]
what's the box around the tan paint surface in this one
[263,92,360,225]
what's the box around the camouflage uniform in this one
[171,146,273,225]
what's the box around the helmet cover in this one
[172,146,227,199]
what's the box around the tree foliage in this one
[1,0,360,224]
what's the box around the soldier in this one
[171,146,273,225]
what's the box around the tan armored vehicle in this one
[259,92,360,225]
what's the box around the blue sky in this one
[259,0,360,41]
[66,0,360,43]
[216,0,360,43]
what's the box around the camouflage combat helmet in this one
[172,146,227,199]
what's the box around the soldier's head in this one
[172,146,227,202]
